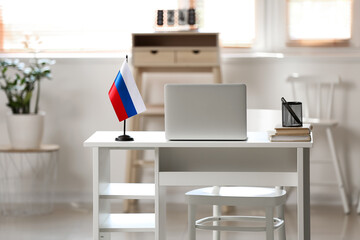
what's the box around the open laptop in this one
[165,84,247,140]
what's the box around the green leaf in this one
[24,92,32,104]
[1,67,7,74]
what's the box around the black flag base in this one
[115,119,134,141]
[115,134,134,141]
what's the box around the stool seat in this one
[186,187,286,206]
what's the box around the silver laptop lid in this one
[165,84,247,140]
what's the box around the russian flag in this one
[108,60,146,122]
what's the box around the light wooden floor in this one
[0,202,359,240]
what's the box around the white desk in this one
[84,131,312,240]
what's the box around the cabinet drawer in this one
[133,50,175,66]
[176,50,218,65]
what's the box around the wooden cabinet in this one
[132,32,220,67]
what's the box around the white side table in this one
[0,144,59,216]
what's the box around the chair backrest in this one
[286,74,341,120]
[247,109,282,132]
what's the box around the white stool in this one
[186,186,286,240]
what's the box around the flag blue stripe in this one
[114,71,137,117]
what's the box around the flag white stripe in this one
[120,61,146,114]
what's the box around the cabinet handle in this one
[192,50,200,54]
[150,50,158,54]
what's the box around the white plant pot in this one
[6,112,45,150]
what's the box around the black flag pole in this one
[115,118,133,141]
[115,55,134,141]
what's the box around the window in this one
[287,0,352,46]
[0,0,355,53]
[0,0,174,53]
[198,0,256,47]
[0,0,256,53]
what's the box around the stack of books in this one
[270,124,312,142]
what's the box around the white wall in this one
[0,55,359,205]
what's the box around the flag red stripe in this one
[109,82,128,122]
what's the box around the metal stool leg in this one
[213,205,221,240]
[276,204,286,240]
[212,186,221,240]
[326,127,350,214]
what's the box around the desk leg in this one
[297,148,310,240]
[155,148,166,240]
[156,186,167,240]
[93,147,111,240]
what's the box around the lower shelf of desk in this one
[99,183,155,199]
[159,172,298,187]
[100,213,155,232]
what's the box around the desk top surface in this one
[84,131,312,148]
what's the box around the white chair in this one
[186,109,286,240]
[286,74,350,214]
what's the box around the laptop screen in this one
[165,84,247,140]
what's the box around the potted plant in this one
[0,58,55,149]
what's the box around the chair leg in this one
[265,207,274,240]
[188,204,197,240]
[326,127,350,214]
[277,204,286,240]
[275,187,286,240]
[213,205,221,240]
